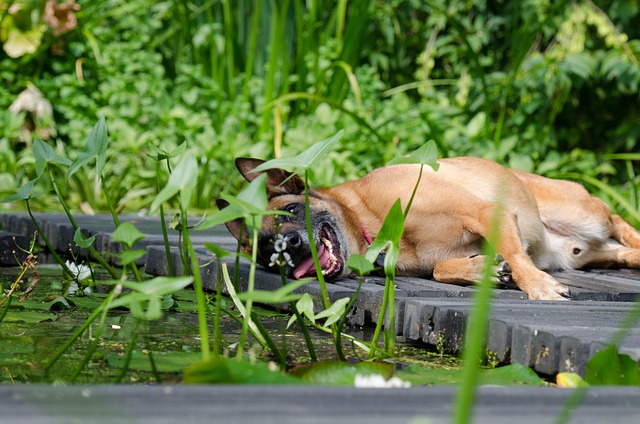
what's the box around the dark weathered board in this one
[1,384,640,424]
[2,212,640,376]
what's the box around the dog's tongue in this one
[293,244,329,279]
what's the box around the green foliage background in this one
[1,0,639,224]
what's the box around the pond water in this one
[1,265,461,384]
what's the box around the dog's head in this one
[218,158,367,281]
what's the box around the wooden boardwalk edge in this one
[2,212,640,376]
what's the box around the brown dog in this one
[221,156,640,300]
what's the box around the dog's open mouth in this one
[292,225,343,280]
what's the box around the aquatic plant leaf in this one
[3,311,57,323]
[315,297,351,328]
[106,351,203,373]
[108,276,194,297]
[117,249,147,265]
[288,292,315,328]
[33,138,71,177]
[73,228,96,248]
[150,151,198,211]
[111,222,146,248]
[346,254,376,276]
[147,140,187,161]
[184,357,304,384]
[395,363,544,386]
[236,280,309,304]
[557,372,589,388]
[585,344,640,386]
[203,242,229,258]
[365,199,404,277]
[253,130,343,173]
[197,174,276,231]
[68,117,109,178]
[0,179,37,203]
[387,139,439,171]
[289,361,394,385]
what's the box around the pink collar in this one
[361,222,373,245]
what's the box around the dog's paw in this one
[492,256,514,287]
[526,274,571,301]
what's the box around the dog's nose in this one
[285,232,302,248]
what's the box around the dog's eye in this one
[284,204,299,215]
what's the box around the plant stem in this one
[452,202,502,424]
[183,212,211,362]
[236,219,260,360]
[70,296,112,382]
[280,267,317,362]
[47,170,119,279]
[156,160,175,276]
[303,172,345,361]
[25,200,78,278]
[44,290,115,372]
[114,318,141,383]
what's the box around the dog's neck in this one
[361,222,373,245]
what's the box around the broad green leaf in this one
[106,351,203,372]
[150,151,198,211]
[387,139,439,170]
[184,357,304,384]
[347,254,376,276]
[465,112,486,138]
[197,202,245,230]
[103,276,193,297]
[253,130,344,173]
[147,141,187,161]
[396,363,544,386]
[117,249,147,265]
[288,292,315,328]
[68,117,109,178]
[236,172,269,211]
[73,228,96,249]
[365,199,404,277]
[289,361,394,385]
[12,296,72,311]
[315,297,351,328]
[0,179,37,203]
[236,280,309,304]
[33,139,71,177]
[203,242,230,258]
[557,372,589,388]
[111,222,146,248]
[107,292,171,321]
[198,174,285,231]
[3,311,57,323]
[585,344,640,386]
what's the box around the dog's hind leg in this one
[433,255,512,286]
[610,214,640,248]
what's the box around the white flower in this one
[65,260,91,281]
[268,251,294,268]
[274,234,287,253]
[354,374,411,388]
[66,281,93,295]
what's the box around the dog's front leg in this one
[433,255,512,286]
[490,211,570,300]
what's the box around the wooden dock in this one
[2,212,640,376]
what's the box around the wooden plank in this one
[2,384,640,424]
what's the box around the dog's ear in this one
[216,199,250,249]
[235,157,305,197]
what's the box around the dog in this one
[219,156,640,300]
